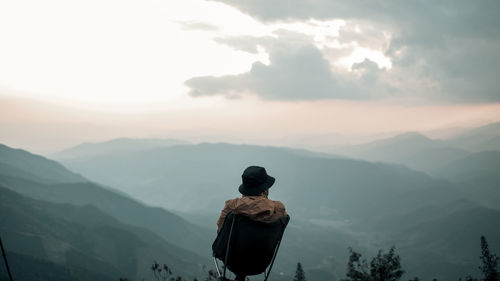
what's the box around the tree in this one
[479,236,499,281]
[460,236,499,281]
[345,248,370,281]
[151,261,174,281]
[343,246,404,281]
[294,262,306,281]
[370,247,404,281]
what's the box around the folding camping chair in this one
[212,212,290,281]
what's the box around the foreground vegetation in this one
[115,236,498,281]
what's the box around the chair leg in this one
[223,217,236,279]
[213,257,222,277]
[264,238,283,281]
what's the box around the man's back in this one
[215,165,287,281]
[217,193,287,231]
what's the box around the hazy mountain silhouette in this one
[0,144,212,255]
[58,142,468,221]
[0,144,86,183]
[435,151,500,182]
[3,142,500,281]
[328,132,471,174]
[447,122,500,152]
[55,140,500,280]
[432,151,500,210]
[371,199,500,280]
[0,186,206,280]
[317,121,500,175]
[0,143,212,280]
[456,177,500,211]
[51,138,189,160]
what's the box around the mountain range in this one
[57,142,465,220]
[1,121,500,281]
[0,185,205,280]
[51,138,189,160]
[53,128,499,280]
[321,122,500,177]
[0,144,210,281]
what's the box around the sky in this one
[1,0,500,154]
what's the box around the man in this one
[216,166,288,281]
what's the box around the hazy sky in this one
[1,0,500,153]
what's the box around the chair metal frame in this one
[0,235,13,281]
[213,214,286,281]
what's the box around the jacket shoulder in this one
[224,197,240,208]
[273,200,286,209]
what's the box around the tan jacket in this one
[217,194,287,231]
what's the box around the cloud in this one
[186,42,373,100]
[214,36,275,54]
[203,0,500,103]
[209,0,500,41]
[352,59,381,85]
[186,28,398,101]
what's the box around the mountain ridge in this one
[0,144,86,183]
[0,143,212,256]
[51,138,190,160]
[0,185,207,280]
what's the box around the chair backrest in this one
[212,213,290,276]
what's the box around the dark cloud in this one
[209,0,500,41]
[186,43,375,100]
[202,0,500,103]
[353,59,381,85]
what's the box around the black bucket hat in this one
[238,166,275,196]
